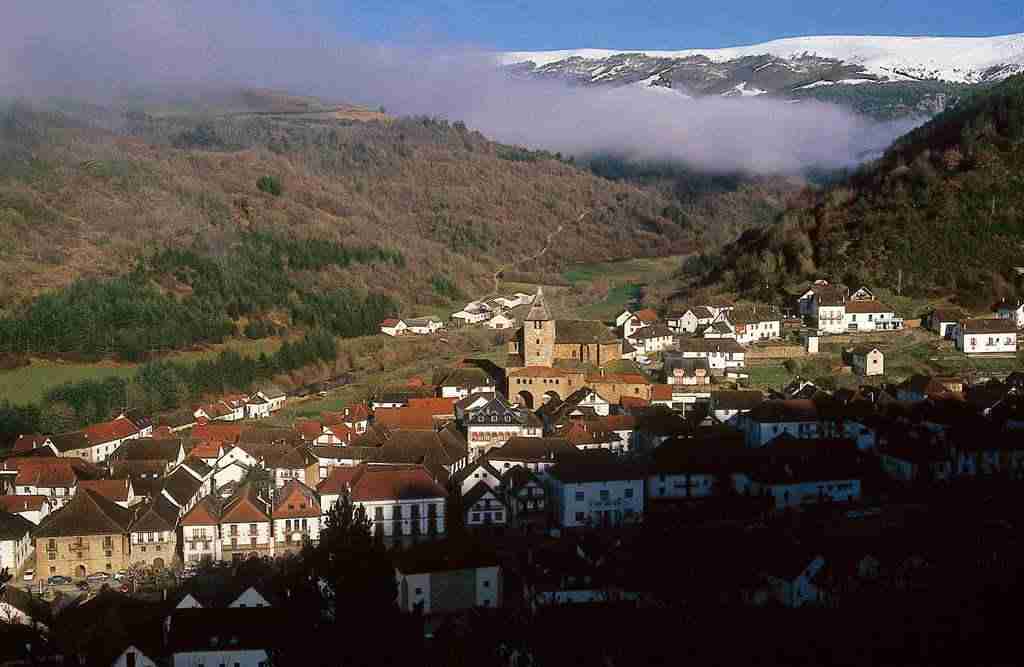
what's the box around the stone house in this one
[34,488,134,579]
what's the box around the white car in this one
[22,569,34,582]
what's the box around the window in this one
[48,539,56,551]
[472,512,481,522]
[483,580,491,588]
[575,491,584,501]
[624,488,634,499]
[600,490,609,501]
[415,587,423,595]
[495,511,503,522]
[575,512,585,522]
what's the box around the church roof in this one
[555,320,618,344]
[525,288,552,322]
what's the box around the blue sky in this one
[324,0,1024,50]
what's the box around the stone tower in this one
[524,287,556,367]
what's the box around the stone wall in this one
[36,533,132,579]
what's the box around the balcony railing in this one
[588,498,624,509]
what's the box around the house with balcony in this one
[502,466,547,525]
[317,463,447,541]
[11,460,78,509]
[548,462,646,529]
[180,496,223,564]
[33,488,134,579]
[955,318,1018,355]
[219,483,273,561]
[128,494,180,570]
[272,479,321,554]
[463,482,509,528]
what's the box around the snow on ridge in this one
[498,32,1024,83]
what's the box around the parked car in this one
[47,575,71,586]
[22,569,34,582]
[112,570,126,581]
[76,581,90,591]
[86,572,110,582]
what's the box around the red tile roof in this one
[180,495,221,526]
[620,396,650,409]
[381,318,401,328]
[192,422,245,443]
[844,301,894,314]
[82,416,139,445]
[294,420,324,441]
[78,479,132,503]
[651,384,673,401]
[633,309,659,323]
[220,483,271,524]
[189,441,224,460]
[14,461,77,488]
[316,463,446,502]
[0,495,49,513]
[272,480,321,519]
[596,415,637,431]
[374,407,443,431]
[12,435,48,453]
[405,397,457,415]
[351,464,447,502]
[316,466,363,496]
[587,372,651,385]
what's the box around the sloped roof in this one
[166,608,283,653]
[161,467,203,508]
[350,464,447,502]
[487,436,576,462]
[220,483,270,524]
[845,301,894,314]
[651,384,673,401]
[0,509,34,539]
[14,460,77,487]
[549,461,647,484]
[49,431,92,453]
[316,466,363,496]
[272,479,321,518]
[525,288,552,322]
[963,318,1017,334]
[747,399,819,423]
[711,390,765,411]
[632,324,674,340]
[0,495,48,514]
[191,422,244,443]
[555,320,618,344]
[82,416,139,445]
[676,338,745,354]
[12,435,49,453]
[35,488,136,537]
[180,495,222,526]
[113,438,183,463]
[78,479,132,503]
[129,494,180,533]
[463,481,505,509]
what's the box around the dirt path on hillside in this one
[490,210,589,296]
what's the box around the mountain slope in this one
[0,96,702,359]
[501,33,1024,119]
[707,73,1024,306]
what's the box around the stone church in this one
[506,289,632,408]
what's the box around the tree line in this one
[0,231,401,361]
[0,329,339,444]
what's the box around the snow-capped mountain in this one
[499,33,1024,118]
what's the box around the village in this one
[2,277,1024,663]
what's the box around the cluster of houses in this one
[380,292,537,337]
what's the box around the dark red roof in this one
[78,479,132,503]
[220,483,271,524]
[0,495,49,513]
[180,495,221,526]
[82,416,139,444]
[272,480,321,518]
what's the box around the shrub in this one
[257,175,283,196]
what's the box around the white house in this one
[405,316,445,335]
[797,280,834,318]
[456,459,503,496]
[317,463,447,540]
[926,309,964,339]
[750,462,861,510]
[0,511,34,575]
[52,416,142,464]
[995,298,1024,328]
[673,340,746,373]
[729,308,782,345]
[395,551,502,614]
[245,396,271,420]
[710,390,764,426]
[380,318,407,337]
[667,306,716,334]
[628,324,675,354]
[463,482,509,527]
[850,346,884,376]
[740,400,821,448]
[956,318,1018,355]
[548,463,645,529]
[486,312,516,330]
[464,394,541,461]
[451,306,491,327]
[0,495,51,525]
[166,608,277,667]
[272,480,322,553]
[253,387,287,413]
[180,496,222,564]
[843,301,903,332]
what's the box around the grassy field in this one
[562,255,683,286]
[0,337,285,405]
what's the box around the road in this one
[490,210,589,296]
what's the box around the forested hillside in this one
[0,96,705,360]
[706,73,1024,307]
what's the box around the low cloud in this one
[2,1,921,173]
